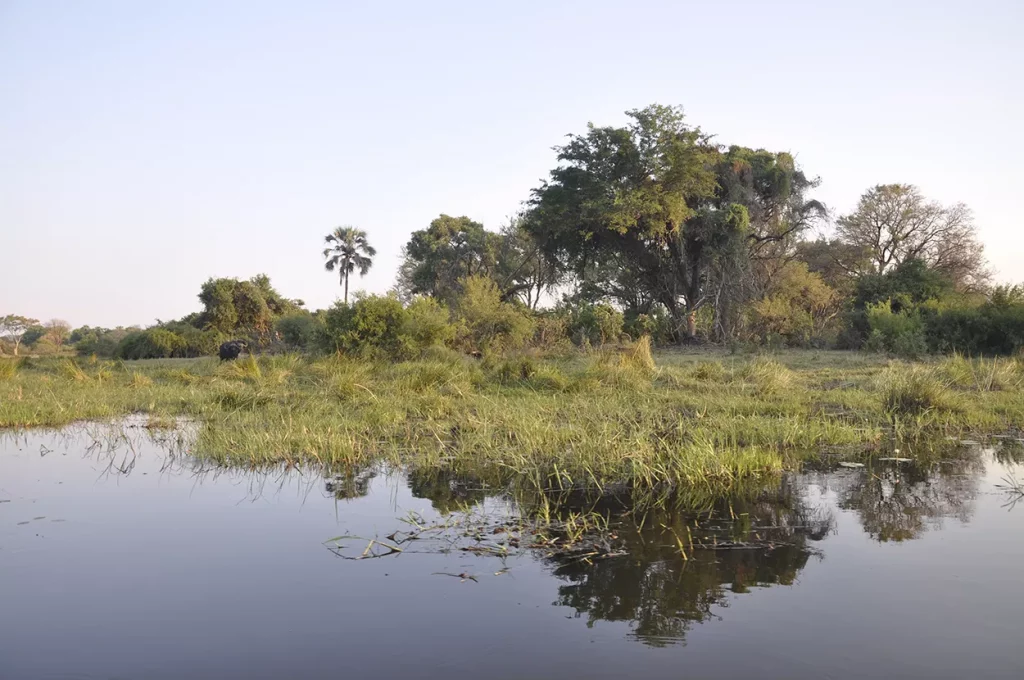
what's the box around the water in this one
[2,424,1023,679]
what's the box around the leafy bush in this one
[567,303,623,346]
[623,307,674,344]
[921,303,1024,355]
[276,313,321,350]
[0,358,16,380]
[319,295,411,359]
[747,262,841,348]
[116,329,187,360]
[73,327,135,358]
[454,276,534,353]
[861,301,927,358]
[402,297,456,350]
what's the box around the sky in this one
[1,0,1021,328]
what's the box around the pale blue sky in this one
[2,0,1021,327]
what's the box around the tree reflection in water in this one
[836,453,984,542]
[546,479,833,646]
[342,448,995,646]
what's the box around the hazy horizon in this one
[2,0,1021,328]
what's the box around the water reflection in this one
[837,455,983,542]
[3,423,1020,662]
[544,482,833,646]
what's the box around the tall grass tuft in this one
[621,335,656,374]
[0,359,16,381]
[939,353,1022,391]
[217,354,262,382]
[57,359,90,382]
[739,357,794,395]
[692,360,727,382]
[880,365,951,417]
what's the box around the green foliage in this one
[197,275,298,338]
[862,301,927,358]
[402,297,456,350]
[116,329,187,360]
[623,307,674,344]
[454,275,535,352]
[72,326,135,358]
[920,303,1024,355]
[319,294,411,359]
[276,313,321,350]
[21,325,46,347]
[0,358,16,380]
[567,303,623,346]
[527,105,822,340]
[399,215,500,304]
[748,262,841,347]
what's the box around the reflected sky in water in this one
[1,423,1023,679]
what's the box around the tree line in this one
[2,105,1020,359]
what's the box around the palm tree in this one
[323,226,376,304]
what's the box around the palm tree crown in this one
[323,226,376,303]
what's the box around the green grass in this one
[2,348,1022,500]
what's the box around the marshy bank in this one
[2,422,1024,679]
[2,348,1023,503]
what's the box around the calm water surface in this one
[2,424,1023,679]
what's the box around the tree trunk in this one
[344,273,349,304]
[687,310,697,339]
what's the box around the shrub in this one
[74,327,134,358]
[116,329,187,360]
[567,303,623,346]
[921,303,1024,355]
[0,358,16,380]
[276,313,320,350]
[862,301,927,358]
[319,295,410,359]
[402,297,456,350]
[623,307,674,344]
[454,275,534,353]
[489,355,538,384]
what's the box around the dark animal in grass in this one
[218,340,248,361]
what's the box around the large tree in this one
[197,274,299,336]
[526,104,750,339]
[398,215,499,304]
[0,315,39,355]
[397,214,556,307]
[835,184,987,290]
[43,319,71,349]
[323,226,376,304]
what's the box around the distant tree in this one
[795,238,873,292]
[526,104,748,339]
[398,214,556,308]
[0,315,39,355]
[43,319,71,349]
[21,325,46,348]
[398,215,500,304]
[323,226,376,304]
[836,184,988,290]
[196,275,298,339]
